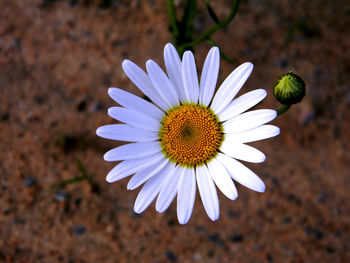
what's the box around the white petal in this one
[108,107,160,132]
[211,62,253,114]
[133,162,170,214]
[164,43,187,102]
[196,165,219,221]
[207,158,238,200]
[122,60,169,111]
[199,47,220,106]
[96,124,158,142]
[223,109,277,133]
[216,153,265,193]
[127,157,169,190]
[108,88,164,120]
[224,125,280,143]
[156,163,179,213]
[106,152,164,183]
[177,167,196,225]
[218,89,267,122]
[146,60,179,107]
[104,141,161,161]
[220,140,266,163]
[181,51,199,103]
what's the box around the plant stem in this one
[51,175,91,189]
[166,0,179,43]
[51,158,92,189]
[277,104,291,116]
[179,0,240,50]
[182,0,197,42]
[175,0,198,55]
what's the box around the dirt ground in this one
[0,0,349,262]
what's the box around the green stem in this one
[277,104,291,116]
[166,0,179,43]
[176,0,198,55]
[51,158,92,189]
[182,0,197,42]
[51,175,91,189]
[179,0,240,49]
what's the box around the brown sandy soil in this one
[1,0,349,262]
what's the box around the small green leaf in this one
[205,0,220,24]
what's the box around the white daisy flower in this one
[96,43,280,224]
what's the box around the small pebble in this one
[4,209,12,215]
[193,253,202,260]
[304,226,323,239]
[194,19,204,31]
[167,219,175,226]
[333,124,341,139]
[287,194,302,205]
[13,217,25,225]
[41,0,57,7]
[276,58,289,69]
[98,0,116,9]
[90,183,101,194]
[227,210,240,218]
[209,233,224,246]
[282,217,292,224]
[102,73,113,86]
[262,173,270,179]
[58,135,77,153]
[301,110,315,126]
[12,39,21,47]
[24,176,36,187]
[266,253,274,263]
[111,40,125,47]
[230,234,244,242]
[77,100,87,112]
[317,189,328,203]
[89,102,104,112]
[68,0,78,7]
[334,230,341,237]
[271,177,280,188]
[165,250,177,262]
[73,225,86,235]
[207,250,215,257]
[1,113,10,122]
[325,246,335,254]
[55,190,68,202]
[74,197,82,208]
[34,96,44,104]
[195,226,206,233]
[346,91,350,103]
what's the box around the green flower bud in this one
[273,72,305,105]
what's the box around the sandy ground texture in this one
[1,0,349,262]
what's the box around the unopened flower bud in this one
[273,72,305,105]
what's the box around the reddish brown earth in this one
[1,0,349,262]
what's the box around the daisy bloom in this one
[96,43,280,224]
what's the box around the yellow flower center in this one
[159,103,223,167]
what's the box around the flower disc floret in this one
[159,103,223,167]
